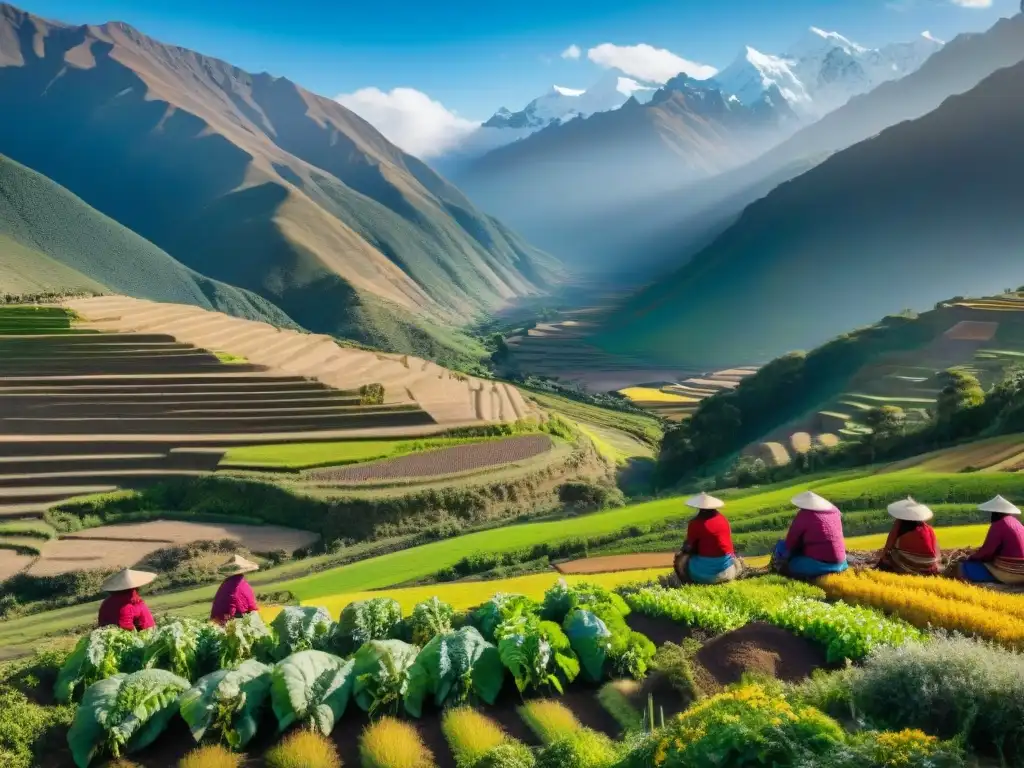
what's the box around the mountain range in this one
[448,26,942,268]
[597,18,1024,369]
[0,2,558,364]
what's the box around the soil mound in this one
[696,622,827,687]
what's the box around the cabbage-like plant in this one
[406,597,455,646]
[334,598,402,654]
[143,618,223,681]
[497,609,580,694]
[271,606,334,659]
[471,594,541,642]
[404,626,505,717]
[179,659,273,750]
[220,611,275,668]
[562,609,612,683]
[66,668,190,767]
[352,639,420,716]
[55,627,149,703]
[541,580,630,624]
[271,650,355,736]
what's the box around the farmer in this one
[878,497,941,575]
[675,492,741,584]
[97,568,157,631]
[956,496,1024,584]
[771,491,849,578]
[210,554,260,623]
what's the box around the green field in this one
[523,388,663,446]
[220,436,494,470]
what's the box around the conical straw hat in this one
[791,491,834,513]
[101,568,157,592]
[978,495,1021,516]
[887,497,934,522]
[685,492,725,510]
[220,554,260,575]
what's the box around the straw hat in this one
[978,495,1022,516]
[101,568,157,592]
[220,554,260,575]
[887,497,934,522]
[685,492,725,510]
[791,491,834,513]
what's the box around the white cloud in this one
[561,44,582,60]
[335,87,479,159]
[949,0,992,6]
[587,43,718,83]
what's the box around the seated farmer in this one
[878,497,941,575]
[772,491,848,578]
[97,568,157,631]
[674,492,741,584]
[211,555,260,623]
[957,496,1024,584]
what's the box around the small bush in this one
[0,684,74,768]
[597,680,642,731]
[827,729,966,767]
[650,640,703,705]
[359,717,434,768]
[266,730,341,768]
[178,744,242,768]
[535,730,619,768]
[518,700,581,745]
[442,708,509,768]
[475,743,536,768]
[360,383,386,405]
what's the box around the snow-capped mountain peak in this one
[551,85,585,97]
[713,27,942,117]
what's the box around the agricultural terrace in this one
[751,296,1024,467]
[7,573,1013,768]
[618,368,760,422]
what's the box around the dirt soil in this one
[556,553,673,574]
[0,549,35,580]
[309,435,553,483]
[626,613,698,647]
[695,622,829,688]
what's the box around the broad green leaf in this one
[403,626,504,718]
[179,669,230,742]
[335,598,402,655]
[352,639,419,715]
[67,675,122,768]
[271,650,354,736]
[563,609,612,683]
[55,627,147,703]
[270,606,335,659]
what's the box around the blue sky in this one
[14,0,1014,153]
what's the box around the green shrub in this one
[0,685,74,768]
[360,383,386,406]
[265,730,342,768]
[597,680,642,731]
[535,730,619,768]
[475,743,536,768]
[650,640,703,704]
[825,730,966,768]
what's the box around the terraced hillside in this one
[0,305,447,522]
[748,296,1024,467]
[619,368,759,422]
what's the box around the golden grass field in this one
[618,387,698,404]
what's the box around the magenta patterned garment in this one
[783,507,847,563]
[210,574,259,623]
[971,515,1024,561]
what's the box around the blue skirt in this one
[960,561,998,583]
[688,554,736,584]
[773,541,848,577]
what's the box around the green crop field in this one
[523,388,663,446]
[220,436,495,470]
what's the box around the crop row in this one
[622,576,922,663]
[56,581,653,766]
[818,570,1024,650]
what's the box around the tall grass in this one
[441,708,509,768]
[359,717,435,768]
[265,730,341,768]
[518,700,581,745]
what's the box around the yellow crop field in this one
[855,569,1024,621]
[819,570,1024,649]
[299,569,669,616]
[618,387,697,404]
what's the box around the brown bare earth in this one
[26,521,319,577]
[308,434,553,483]
[695,622,830,686]
[0,548,34,580]
[556,553,673,574]
[944,321,999,341]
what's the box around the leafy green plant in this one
[541,580,629,624]
[475,743,536,768]
[265,730,342,768]
[271,606,335,659]
[352,639,420,716]
[55,627,148,703]
[179,659,273,750]
[219,611,274,668]
[828,730,966,768]
[359,716,435,768]
[335,598,402,654]
[404,627,505,717]
[0,684,75,768]
[66,669,191,768]
[143,618,223,681]
[536,730,619,768]
[441,707,510,768]
[496,609,579,694]
[562,609,612,683]
[471,593,541,642]
[406,597,455,645]
[597,681,643,731]
[270,650,354,736]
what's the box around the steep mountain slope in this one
[454,78,796,265]
[0,3,557,359]
[597,57,1024,369]
[0,151,296,325]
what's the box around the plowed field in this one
[308,434,553,483]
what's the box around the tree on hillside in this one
[935,368,986,439]
[862,405,906,462]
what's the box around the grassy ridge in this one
[220,436,496,470]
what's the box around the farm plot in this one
[307,434,553,483]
